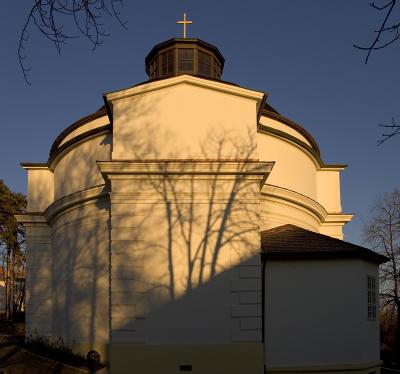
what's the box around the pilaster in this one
[16,214,52,337]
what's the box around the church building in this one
[17,30,387,373]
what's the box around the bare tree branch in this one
[364,189,400,358]
[354,0,400,63]
[377,117,400,145]
[18,0,127,85]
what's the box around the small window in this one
[161,50,174,76]
[214,59,221,79]
[367,276,377,320]
[198,51,212,77]
[149,58,158,79]
[178,49,194,72]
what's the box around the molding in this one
[15,214,48,224]
[21,126,111,171]
[44,184,108,223]
[266,360,382,373]
[324,214,354,225]
[258,125,321,169]
[48,126,111,169]
[104,74,266,114]
[258,124,347,171]
[98,160,274,177]
[20,163,49,170]
[261,184,327,223]
[49,107,108,156]
[261,185,354,231]
[261,109,321,155]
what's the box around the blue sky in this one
[1,1,399,245]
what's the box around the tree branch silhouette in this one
[377,117,400,145]
[354,1,400,143]
[18,0,127,85]
[354,0,400,64]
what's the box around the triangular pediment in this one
[104,75,266,160]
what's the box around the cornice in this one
[104,75,266,113]
[324,213,354,224]
[261,184,327,223]
[261,109,320,155]
[15,213,47,224]
[21,126,111,171]
[44,184,108,223]
[258,124,347,170]
[47,126,111,169]
[262,184,354,228]
[20,163,49,170]
[49,107,108,156]
[98,160,274,176]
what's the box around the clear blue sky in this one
[1,1,399,245]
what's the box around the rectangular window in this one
[149,58,158,79]
[198,51,212,77]
[161,50,174,76]
[214,59,221,79]
[367,276,377,320]
[178,49,194,72]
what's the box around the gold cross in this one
[177,13,192,39]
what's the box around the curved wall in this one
[257,132,318,201]
[260,190,324,233]
[53,133,111,200]
[259,116,313,147]
[51,194,110,357]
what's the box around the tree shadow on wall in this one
[28,93,270,363]
[108,125,267,346]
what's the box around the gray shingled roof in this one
[261,224,388,264]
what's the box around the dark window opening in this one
[214,59,221,79]
[198,51,212,77]
[367,275,377,320]
[178,49,194,72]
[149,58,158,79]
[161,50,174,76]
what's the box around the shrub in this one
[21,333,87,368]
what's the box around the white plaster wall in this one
[320,223,345,240]
[260,195,321,232]
[259,116,312,147]
[58,115,110,147]
[109,171,263,346]
[265,259,380,368]
[257,133,317,201]
[111,82,260,160]
[51,198,110,356]
[53,134,111,200]
[317,170,342,214]
[27,169,54,212]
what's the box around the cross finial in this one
[177,13,192,39]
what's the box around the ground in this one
[0,344,104,374]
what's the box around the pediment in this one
[104,76,266,160]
